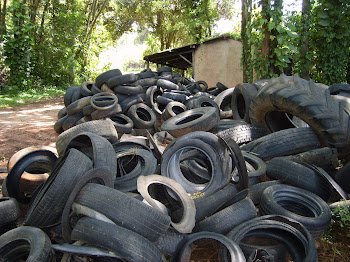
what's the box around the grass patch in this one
[0,86,66,109]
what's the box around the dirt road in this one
[0,96,63,171]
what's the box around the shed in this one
[143,35,243,88]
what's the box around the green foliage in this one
[245,1,297,80]
[3,1,34,91]
[242,0,349,84]
[323,203,350,243]
[0,85,65,109]
[310,0,350,84]
[31,0,83,86]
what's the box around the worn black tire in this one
[126,103,156,129]
[157,66,172,74]
[106,73,140,88]
[153,227,186,257]
[216,124,268,146]
[171,231,245,262]
[57,107,67,119]
[161,101,186,121]
[95,69,122,88]
[75,183,170,241]
[267,157,331,200]
[0,197,21,226]
[70,86,83,103]
[145,85,163,107]
[156,95,174,106]
[90,92,118,111]
[61,167,114,242]
[194,197,257,234]
[335,161,350,193]
[281,147,339,171]
[82,104,95,116]
[250,74,350,148]
[161,132,232,197]
[139,68,156,79]
[161,107,220,137]
[80,81,95,97]
[62,132,117,176]
[185,96,219,113]
[54,115,68,134]
[242,151,267,185]
[193,183,238,222]
[72,217,165,262]
[62,111,84,131]
[75,116,92,125]
[6,149,57,204]
[90,104,122,120]
[120,94,143,113]
[225,215,318,262]
[216,82,228,91]
[90,84,102,95]
[113,84,144,95]
[157,79,179,90]
[248,180,281,205]
[162,92,187,103]
[64,85,80,107]
[1,178,9,197]
[214,87,235,119]
[328,83,350,95]
[24,149,93,227]
[260,184,332,238]
[241,127,321,160]
[134,77,158,87]
[114,147,157,192]
[56,119,118,156]
[0,226,54,261]
[108,113,134,134]
[209,119,247,133]
[66,97,91,116]
[231,83,258,123]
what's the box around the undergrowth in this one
[0,86,65,109]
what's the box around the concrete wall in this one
[193,39,243,88]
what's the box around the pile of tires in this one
[1,71,350,261]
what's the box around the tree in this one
[0,0,7,37]
[241,0,252,82]
[311,0,350,84]
[260,0,271,78]
[299,0,311,79]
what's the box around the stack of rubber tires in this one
[1,72,350,261]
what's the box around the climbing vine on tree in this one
[310,0,350,85]
[3,1,33,90]
[242,0,350,84]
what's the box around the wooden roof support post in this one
[191,50,195,79]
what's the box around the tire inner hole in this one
[136,108,151,121]
[147,183,184,223]
[177,113,202,125]
[180,149,212,184]
[236,94,246,119]
[172,106,185,115]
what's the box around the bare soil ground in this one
[0,96,349,261]
[0,96,63,177]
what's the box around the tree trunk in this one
[260,0,271,78]
[270,0,283,76]
[241,0,252,82]
[347,53,350,84]
[37,0,50,43]
[0,0,7,36]
[299,0,311,79]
